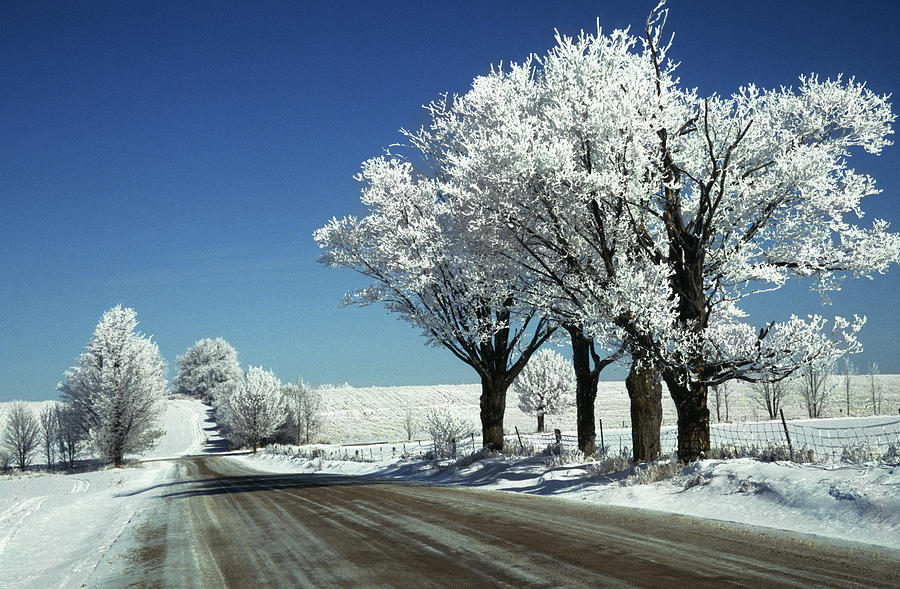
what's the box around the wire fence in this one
[266,418,900,464]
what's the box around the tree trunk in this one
[569,327,599,456]
[537,413,545,433]
[665,373,710,463]
[625,356,662,462]
[479,374,507,451]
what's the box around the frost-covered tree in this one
[2,402,40,471]
[174,338,243,404]
[402,405,417,442]
[749,378,791,421]
[709,382,731,423]
[798,361,834,418]
[514,349,574,433]
[866,361,884,415]
[424,409,474,459]
[839,359,855,416]
[316,156,555,451]
[282,380,324,445]
[38,403,58,469]
[58,306,167,466]
[55,403,82,470]
[227,366,286,452]
[431,2,896,461]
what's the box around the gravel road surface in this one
[99,456,900,588]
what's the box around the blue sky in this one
[2,1,898,402]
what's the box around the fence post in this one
[599,418,605,455]
[515,426,525,453]
[779,408,793,459]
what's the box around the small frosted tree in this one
[228,366,286,452]
[514,349,574,433]
[839,359,855,416]
[424,409,474,459]
[55,403,82,470]
[710,382,732,423]
[749,378,791,421]
[798,361,834,418]
[282,380,324,445]
[866,362,884,415]
[3,402,40,471]
[38,404,58,469]
[58,306,167,466]
[174,338,243,403]
[402,405,417,442]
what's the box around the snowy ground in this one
[0,399,210,589]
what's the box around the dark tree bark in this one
[625,352,662,462]
[664,372,710,463]
[566,325,615,456]
[479,374,508,451]
[569,328,599,455]
[537,413,545,433]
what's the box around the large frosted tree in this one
[174,337,243,404]
[418,2,898,462]
[316,156,555,451]
[59,306,167,466]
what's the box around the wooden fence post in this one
[780,408,793,459]
[599,418,605,455]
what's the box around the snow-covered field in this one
[0,399,210,589]
[314,374,900,444]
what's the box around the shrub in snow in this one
[882,444,900,466]
[588,449,634,476]
[59,306,167,467]
[623,454,682,486]
[711,442,815,463]
[513,349,574,433]
[2,402,40,471]
[545,447,587,469]
[841,443,884,464]
[424,409,474,459]
[174,338,242,404]
[227,366,286,452]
